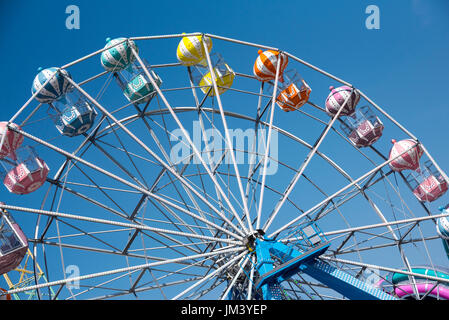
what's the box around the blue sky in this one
[0,0,449,299]
[1,0,448,151]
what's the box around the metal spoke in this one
[129,46,249,236]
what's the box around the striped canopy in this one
[253,50,288,82]
[388,139,423,172]
[31,67,71,103]
[325,85,360,117]
[176,34,212,66]
[100,37,138,72]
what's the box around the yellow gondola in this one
[177,34,212,67]
[199,64,235,96]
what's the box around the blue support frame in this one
[252,223,397,300]
[301,260,396,300]
[254,238,330,299]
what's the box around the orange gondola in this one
[275,69,311,112]
[253,50,288,82]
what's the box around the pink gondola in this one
[0,122,24,160]
[413,175,448,202]
[407,161,448,202]
[325,85,360,117]
[1,146,49,195]
[0,205,28,275]
[388,139,423,172]
[340,106,384,148]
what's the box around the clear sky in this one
[0,0,449,299]
[1,0,448,152]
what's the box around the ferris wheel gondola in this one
[0,205,28,275]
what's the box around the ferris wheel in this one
[1,32,449,300]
